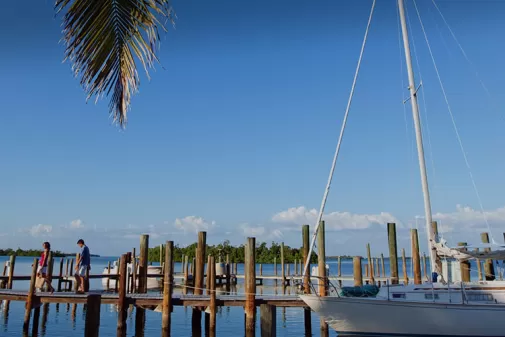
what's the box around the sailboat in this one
[299,0,505,335]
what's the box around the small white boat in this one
[102,261,162,289]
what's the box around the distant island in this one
[147,241,318,264]
[0,248,100,258]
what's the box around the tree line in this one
[147,241,318,264]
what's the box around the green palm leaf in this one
[55,0,176,126]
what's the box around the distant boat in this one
[102,260,162,289]
[300,1,505,336]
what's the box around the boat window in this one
[424,293,439,300]
[466,293,493,301]
[392,293,406,299]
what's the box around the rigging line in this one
[431,0,491,98]
[302,0,377,280]
[412,0,494,243]
[405,1,438,193]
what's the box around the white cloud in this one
[240,223,265,237]
[272,206,400,231]
[69,219,84,229]
[174,216,216,234]
[27,224,53,237]
[432,204,505,233]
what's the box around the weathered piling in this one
[23,258,38,333]
[245,237,256,333]
[366,243,374,285]
[388,223,399,284]
[106,261,111,291]
[117,254,128,337]
[302,224,312,336]
[162,241,174,337]
[457,242,471,282]
[353,256,363,286]
[260,304,276,337]
[206,255,212,294]
[7,255,15,289]
[138,235,149,293]
[281,242,285,286]
[411,229,422,284]
[184,255,189,294]
[193,231,207,331]
[209,256,217,336]
[380,253,385,277]
[317,221,328,336]
[57,258,64,292]
[401,248,408,284]
[131,247,137,293]
[85,294,101,337]
[422,253,427,280]
[481,232,495,280]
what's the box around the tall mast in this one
[397,0,439,278]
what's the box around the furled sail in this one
[433,238,505,261]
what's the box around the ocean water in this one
[0,256,487,336]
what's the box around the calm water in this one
[0,256,486,336]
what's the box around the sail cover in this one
[433,239,505,261]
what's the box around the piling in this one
[422,253,427,280]
[206,255,212,294]
[380,254,385,277]
[481,232,495,280]
[431,221,442,274]
[117,254,128,337]
[57,258,64,292]
[32,304,40,337]
[7,255,15,289]
[162,241,174,337]
[281,242,285,286]
[106,262,111,291]
[366,243,374,285]
[131,247,137,293]
[85,294,101,337]
[260,304,276,337]
[184,255,189,294]
[138,235,149,293]
[193,231,207,331]
[302,224,312,336]
[387,223,399,284]
[353,256,363,286]
[23,258,38,333]
[245,237,256,333]
[209,256,217,336]
[475,249,483,281]
[457,242,471,282]
[411,229,422,284]
[68,258,74,291]
[401,248,408,284]
[317,221,328,336]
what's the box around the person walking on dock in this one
[37,242,55,293]
[75,239,90,293]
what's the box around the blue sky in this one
[1,0,504,256]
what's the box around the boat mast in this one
[397,0,439,278]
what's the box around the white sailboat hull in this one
[102,264,162,289]
[301,294,505,336]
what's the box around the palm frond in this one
[55,0,176,126]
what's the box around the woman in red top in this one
[37,242,55,293]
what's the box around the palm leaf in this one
[55,0,176,126]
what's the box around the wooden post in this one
[193,231,207,331]
[206,255,212,294]
[457,242,471,282]
[380,253,385,277]
[387,223,399,284]
[411,229,422,284]
[475,249,483,281]
[481,232,495,280]
[402,248,408,285]
[281,242,285,286]
[317,221,328,336]
[7,255,15,289]
[422,253,427,281]
[226,254,231,292]
[131,247,137,293]
[353,256,363,286]
[366,243,374,285]
[260,304,276,337]
[160,244,163,266]
[431,221,442,276]
[23,258,38,333]
[162,241,174,337]
[245,237,256,333]
[184,255,189,294]
[117,254,128,337]
[32,305,41,337]
[74,254,80,292]
[209,256,217,336]
[85,294,101,337]
[57,257,64,292]
[106,261,111,291]
[302,224,312,336]
[375,258,380,280]
[138,235,149,293]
